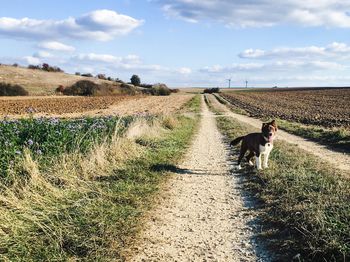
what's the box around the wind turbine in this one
[245,79,248,88]
[226,78,232,88]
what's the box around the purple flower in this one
[26,107,35,113]
[27,139,34,146]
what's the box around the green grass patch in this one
[277,119,350,154]
[216,116,350,261]
[181,94,201,114]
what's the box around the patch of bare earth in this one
[208,94,350,173]
[129,96,268,261]
[0,95,193,118]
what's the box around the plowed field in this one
[221,88,350,128]
[0,95,193,118]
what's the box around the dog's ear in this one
[270,120,278,131]
[261,122,268,131]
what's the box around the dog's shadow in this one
[150,163,229,177]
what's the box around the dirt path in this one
[208,94,350,173]
[130,96,266,261]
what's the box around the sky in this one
[1,0,350,87]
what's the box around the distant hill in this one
[0,64,127,96]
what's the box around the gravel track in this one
[130,96,267,261]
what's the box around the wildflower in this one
[26,107,35,114]
[27,139,34,146]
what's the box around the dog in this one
[230,120,277,170]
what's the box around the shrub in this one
[75,72,81,76]
[140,83,153,89]
[142,83,171,96]
[55,85,65,93]
[12,63,19,67]
[115,78,124,84]
[81,73,93,78]
[170,88,180,93]
[0,83,29,96]
[153,84,171,96]
[97,74,107,80]
[130,75,141,86]
[27,63,63,72]
[63,80,100,96]
[62,80,122,96]
[28,64,40,70]
[203,88,220,94]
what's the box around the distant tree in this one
[130,74,141,86]
[75,72,81,76]
[42,63,50,71]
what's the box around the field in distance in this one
[221,87,350,129]
[0,95,193,118]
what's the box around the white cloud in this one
[239,42,350,59]
[177,67,192,74]
[158,0,350,28]
[70,52,193,76]
[74,53,123,64]
[0,9,143,41]
[200,60,343,74]
[33,51,54,59]
[38,41,75,52]
[23,56,41,65]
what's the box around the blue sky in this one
[1,0,350,87]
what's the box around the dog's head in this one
[262,120,277,142]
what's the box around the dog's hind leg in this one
[246,151,255,166]
[237,143,248,170]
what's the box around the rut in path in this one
[208,94,350,173]
[130,96,268,261]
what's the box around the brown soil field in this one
[0,95,193,118]
[221,88,350,128]
[0,65,122,95]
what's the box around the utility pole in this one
[226,78,231,88]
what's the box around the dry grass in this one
[0,95,201,260]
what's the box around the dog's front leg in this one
[263,153,270,169]
[255,155,262,170]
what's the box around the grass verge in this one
[216,116,350,261]
[277,119,350,154]
[0,96,200,261]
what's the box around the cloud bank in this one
[0,9,143,41]
[158,0,350,28]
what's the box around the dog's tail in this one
[230,136,244,147]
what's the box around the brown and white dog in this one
[230,120,277,170]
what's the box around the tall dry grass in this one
[0,108,199,260]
